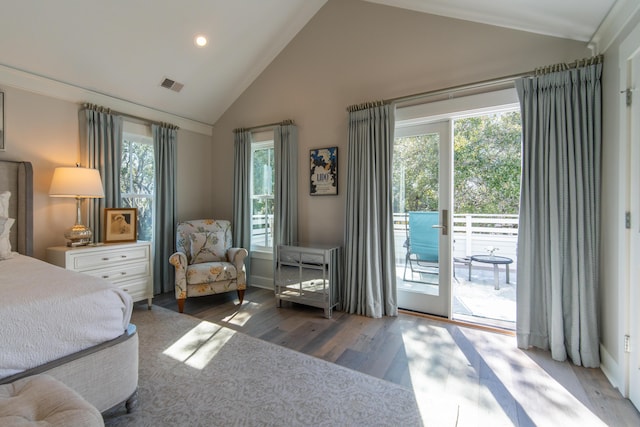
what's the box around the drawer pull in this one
[102,271,126,279]
[123,288,128,292]
[101,255,127,261]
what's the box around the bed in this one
[0,160,139,413]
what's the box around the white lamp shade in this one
[49,167,105,198]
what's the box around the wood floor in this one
[151,287,639,426]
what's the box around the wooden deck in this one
[397,258,517,330]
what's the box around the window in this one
[120,131,154,241]
[251,138,274,251]
[452,111,521,215]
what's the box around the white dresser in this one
[46,241,153,308]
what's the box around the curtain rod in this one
[82,103,179,129]
[234,119,294,133]
[532,54,602,76]
[346,71,531,112]
[384,71,531,105]
[348,55,603,110]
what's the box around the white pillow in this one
[0,216,15,260]
[189,231,226,264]
[0,191,10,217]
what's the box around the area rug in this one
[104,306,422,426]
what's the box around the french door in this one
[395,121,452,317]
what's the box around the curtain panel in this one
[343,103,397,318]
[273,123,298,248]
[79,105,123,243]
[153,123,178,294]
[515,61,602,367]
[233,130,253,279]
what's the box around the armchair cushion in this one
[186,262,238,285]
[189,231,226,264]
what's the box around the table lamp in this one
[49,165,105,246]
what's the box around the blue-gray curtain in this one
[80,104,123,243]
[233,130,253,279]
[274,123,298,248]
[153,123,178,294]
[515,58,602,367]
[343,102,397,318]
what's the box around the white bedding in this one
[0,254,133,378]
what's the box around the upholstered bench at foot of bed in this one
[0,374,104,426]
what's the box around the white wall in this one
[0,85,215,260]
[211,0,590,245]
[210,0,590,286]
[175,128,216,223]
[599,9,640,396]
[0,85,80,259]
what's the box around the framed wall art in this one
[104,208,137,243]
[310,146,337,196]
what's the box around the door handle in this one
[431,209,449,235]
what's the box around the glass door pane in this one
[450,111,521,329]
[394,121,451,317]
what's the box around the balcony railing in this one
[252,214,274,249]
[393,212,519,264]
[253,213,519,264]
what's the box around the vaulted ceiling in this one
[0,0,619,128]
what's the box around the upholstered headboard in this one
[0,160,33,256]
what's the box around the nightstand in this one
[275,243,342,318]
[46,241,153,309]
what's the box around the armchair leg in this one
[237,289,245,305]
[177,298,185,313]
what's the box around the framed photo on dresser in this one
[104,208,137,243]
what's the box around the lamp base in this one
[64,224,93,247]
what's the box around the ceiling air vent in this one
[160,77,184,92]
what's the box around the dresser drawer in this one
[81,260,150,283]
[46,241,153,308]
[69,246,149,271]
[117,277,152,301]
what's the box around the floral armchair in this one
[169,219,248,313]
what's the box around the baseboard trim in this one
[600,343,626,395]
[249,276,273,290]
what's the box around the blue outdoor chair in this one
[403,211,440,282]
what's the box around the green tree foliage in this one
[453,112,521,214]
[120,140,154,241]
[393,133,439,212]
[393,112,521,215]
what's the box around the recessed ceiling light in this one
[195,35,207,47]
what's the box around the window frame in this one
[121,131,155,242]
[250,135,275,253]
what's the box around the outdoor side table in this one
[468,255,513,290]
